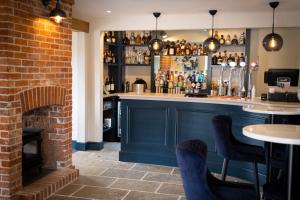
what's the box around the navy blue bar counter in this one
[119,96,272,183]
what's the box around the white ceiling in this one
[73,0,300,20]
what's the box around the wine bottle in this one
[105,77,110,92]
[104,32,108,43]
[109,77,115,93]
[111,32,116,43]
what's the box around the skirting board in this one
[72,141,104,151]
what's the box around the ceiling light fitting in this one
[263,1,283,51]
[148,12,164,55]
[42,0,67,24]
[203,10,221,54]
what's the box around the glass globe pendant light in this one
[263,2,283,51]
[203,10,220,53]
[148,12,164,55]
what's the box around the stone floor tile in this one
[92,160,134,170]
[56,184,82,195]
[73,175,115,187]
[157,183,184,195]
[131,163,173,174]
[110,179,160,192]
[48,195,88,200]
[78,166,108,176]
[123,191,179,200]
[143,172,182,184]
[171,168,180,175]
[73,186,128,200]
[100,168,146,179]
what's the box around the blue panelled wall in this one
[119,99,268,184]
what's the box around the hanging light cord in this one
[211,15,214,37]
[155,17,158,39]
[272,7,275,34]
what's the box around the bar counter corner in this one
[117,93,300,184]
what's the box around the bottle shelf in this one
[161,55,207,57]
[104,42,120,46]
[124,63,152,66]
[104,63,119,67]
[123,44,149,47]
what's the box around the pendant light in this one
[42,0,66,24]
[148,12,164,55]
[203,10,220,53]
[263,2,283,51]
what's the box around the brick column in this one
[0,0,73,198]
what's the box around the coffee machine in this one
[264,69,299,102]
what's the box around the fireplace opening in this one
[22,105,63,185]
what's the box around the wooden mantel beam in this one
[62,0,75,5]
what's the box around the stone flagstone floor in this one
[49,143,247,200]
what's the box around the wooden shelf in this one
[104,63,119,67]
[124,63,151,66]
[124,44,148,47]
[104,42,120,47]
[161,55,207,57]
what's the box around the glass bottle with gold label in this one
[135,33,142,45]
[225,34,231,45]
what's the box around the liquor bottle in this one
[185,43,191,56]
[240,53,245,62]
[123,33,130,45]
[227,54,233,64]
[106,32,111,43]
[174,71,178,87]
[234,53,239,63]
[163,41,170,56]
[109,76,115,93]
[225,34,231,45]
[217,52,222,65]
[177,72,184,88]
[239,32,246,45]
[142,32,147,44]
[146,32,152,44]
[191,71,196,82]
[104,32,108,43]
[135,33,142,45]
[180,39,186,56]
[130,32,135,45]
[214,31,220,40]
[198,44,204,56]
[175,40,181,56]
[219,35,225,45]
[170,71,174,82]
[111,32,116,43]
[144,50,151,64]
[231,34,239,45]
[169,42,175,56]
[191,43,197,56]
[105,77,110,92]
[212,54,218,65]
[222,51,228,64]
[111,53,116,63]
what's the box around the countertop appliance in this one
[264,68,299,102]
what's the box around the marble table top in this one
[243,105,300,115]
[243,124,300,145]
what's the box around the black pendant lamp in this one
[203,10,220,53]
[42,0,66,24]
[148,12,164,55]
[263,1,283,51]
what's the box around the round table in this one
[243,105,300,123]
[243,124,300,200]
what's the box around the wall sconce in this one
[42,0,66,24]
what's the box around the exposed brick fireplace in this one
[0,0,77,199]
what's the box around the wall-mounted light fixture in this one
[42,0,66,24]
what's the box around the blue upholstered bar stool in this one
[176,140,257,200]
[212,115,265,198]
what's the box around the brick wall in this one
[0,0,72,198]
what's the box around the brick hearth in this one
[0,0,74,199]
